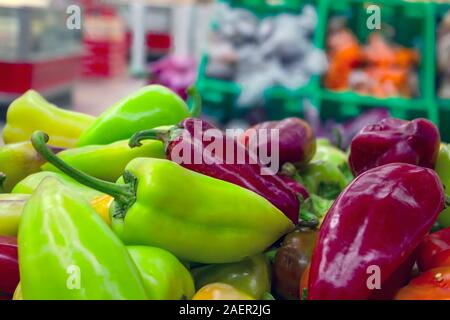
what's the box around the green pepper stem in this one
[187,85,202,118]
[129,129,169,148]
[446,195,450,208]
[332,127,343,150]
[0,172,6,193]
[31,131,135,204]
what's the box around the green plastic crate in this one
[314,0,439,126]
[197,0,449,136]
[436,3,450,141]
[196,0,321,123]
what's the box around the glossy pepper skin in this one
[76,85,199,147]
[32,131,294,264]
[242,117,316,166]
[308,163,445,300]
[273,228,317,300]
[435,144,450,227]
[129,118,302,224]
[42,139,165,182]
[349,117,440,176]
[417,228,450,272]
[0,141,62,192]
[0,194,29,236]
[18,178,147,300]
[12,171,104,203]
[3,90,94,148]
[192,283,255,300]
[0,236,19,299]
[192,254,271,299]
[395,267,450,300]
[127,246,195,300]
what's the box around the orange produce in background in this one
[324,27,419,98]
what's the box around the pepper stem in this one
[0,172,6,193]
[446,195,450,208]
[332,127,343,150]
[187,85,202,118]
[31,131,135,206]
[129,129,169,148]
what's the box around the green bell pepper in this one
[18,177,147,299]
[32,131,294,263]
[127,246,195,300]
[42,139,165,182]
[0,194,29,236]
[191,254,271,299]
[299,194,334,226]
[3,90,95,148]
[298,139,352,200]
[0,142,48,192]
[12,171,104,202]
[76,85,201,146]
[435,143,450,227]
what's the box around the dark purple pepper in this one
[278,175,309,201]
[0,236,19,299]
[129,118,302,224]
[349,117,440,176]
[309,163,445,300]
[242,117,316,166]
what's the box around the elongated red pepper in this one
[308,163,444,300]
[349,118,440,176]
[242,117,316,167]
[417,227,450,272]
[129,118,303,224]
[0,236,19,299]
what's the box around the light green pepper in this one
[127,246,195,300]
[18,177,147,299]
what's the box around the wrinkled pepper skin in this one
[18,178,147,300]
[112,158,293,263]
[273,228,317,300]
[417,228,450,272]
[242,117,316,166]
[0,194,29,236]
[435,144,450,227]
[12,171,104,202]
[395,267,450,300]
[130,118,302,224]
[76,85,194,147]
[349,118,440,176]
[308,163,444,300]
[191,254,271,299]
[42,139,165,182]
[0,142,55,192]
[32,131,294,264]
[192,283,255,300]
[127,246,195,300]
[0,236,19,298]
[3,90,94,148]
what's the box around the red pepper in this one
[0,236,19,299]
[349,118,440,176]
[308,163,444,300]
[417,227,450,272]
[129,118,303,224]
[395,266,450,300]
[241,117,316,167]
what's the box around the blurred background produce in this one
[1,0,450,302]
[1,0,449,142]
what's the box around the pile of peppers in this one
[0,86,449,300]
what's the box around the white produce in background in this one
[206,4,328,107]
